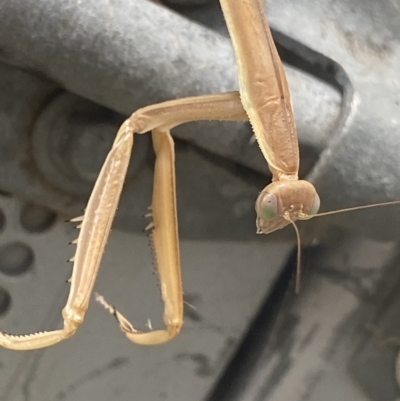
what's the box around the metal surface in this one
[0,0,400,400]
[266,0,400,242]
[208,238,400,401]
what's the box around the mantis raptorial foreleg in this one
[95,126,183,345]
[0,92,247,349]
[97,94,247,345]
[0,0,311,350]
[3,0,395,352]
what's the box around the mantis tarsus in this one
[0,0,398,350]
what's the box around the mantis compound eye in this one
[255,192,278,220]
[308,193,320,217]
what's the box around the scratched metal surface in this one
[0,194,291,401]
[0,0,399,400]
[267,0,400,239]
[207,237,400,401]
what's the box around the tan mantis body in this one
[0,0,321,350]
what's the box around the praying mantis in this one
[0,0,398,351]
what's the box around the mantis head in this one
[255,180,320,234]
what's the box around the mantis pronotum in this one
[0,0,398,350]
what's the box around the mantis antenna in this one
[282,199,400,293]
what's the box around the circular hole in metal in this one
[0,209,5,232]
[20,203,57,233]
[0,286,11,316]
[0,242,34,276]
